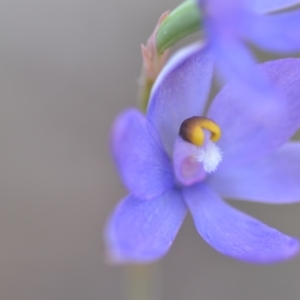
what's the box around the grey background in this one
[1,1,300,300]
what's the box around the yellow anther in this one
[190,125,205,147]
[197,118,221,142]
[179,116,221,147]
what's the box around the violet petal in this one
[110,108,174,199]
[207,34,272,95]
[183,183,299,263]
[250,0,300,14]
[210,142,300,204]
[147,44,213,155]
[208,58,300,169]
[245,10,300,53]
[173,137,206,186]
[105,190,186,263]
[200,0,264,86]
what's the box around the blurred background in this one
[1,1,300,299]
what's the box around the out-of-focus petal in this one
[208,58,300,169]
[209,142,300,204]
[245,10,300,53]
[203,7,277,108]
[201,0,300,17]
[199,0,246,24]
[249,0,300,14]
[200,0,264,87]
[208,34,271,94]
[111,108,174,199]
[147,44,213,155]
[173,137,206,186]
[105,190,186,263]
[183,183,299,263]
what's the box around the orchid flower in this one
[198,0,300,102]
[105,44,300,264]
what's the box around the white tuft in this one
[195,140,222,173]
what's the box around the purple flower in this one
[252,0,300,13]
[198,0,300,102]
[105,44,300,264]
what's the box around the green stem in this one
[125,264,161,300]
[138,78,154,113]
[156,0,202,54]
[138,0,202,112]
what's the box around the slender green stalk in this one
[156,0,201,54]
[138,78,154,113]
[125,264,161,300]
[138,0,203,111]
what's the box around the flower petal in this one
[245,10,300,53]
[200,0,263,84]
[147,44,213,155]
[208,58,300,169]
[111,108,174,199]
[209,142,300,204]
[249,0,300,14]
[105,190,186,263]
[183,183,299,263]
[207,35,271,95]
[203,5,275,105]
[173,137,206,186]
[202,0,300,15]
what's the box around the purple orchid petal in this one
[208,58,300,169]
[202,2,274,100]
[200,0,300,18]
[201,0,258,85]
[250,0,300,14]
[209,142,300,204]
[110,108,174,199]
[183,183,299,263]
[105,190,186,263]
[207,35,271,94]
[147,44,213,155]
[245,10,300,53]
[173,137,206,186]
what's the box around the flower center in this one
[195,139,222,173]
[179,116,221,146]
[173,117,222,186]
